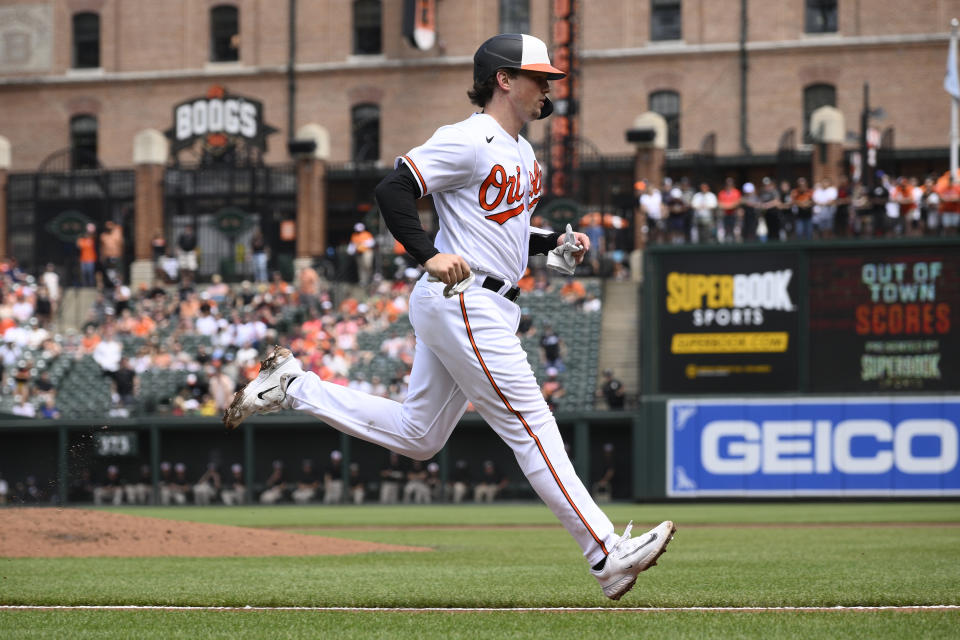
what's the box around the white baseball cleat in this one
[591,520,676,601]
[222,346,304,430]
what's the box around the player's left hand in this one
[559,231,590,264]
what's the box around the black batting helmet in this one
[473,33,566,119]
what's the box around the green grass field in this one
[2,502,959,638]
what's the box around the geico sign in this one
[175,98,258,141]
[701,419,958,475]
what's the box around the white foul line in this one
[1,605,958,613]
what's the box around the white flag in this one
[946,33,960,99]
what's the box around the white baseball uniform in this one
[284,112,617,565]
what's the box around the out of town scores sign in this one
[165,85,277,153]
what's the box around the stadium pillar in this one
[132,129,169,288]
[809,106,846,184]
[574,418,590,484]
[292,124,330,278]
[0,136,9,260]
[628,113,667,252]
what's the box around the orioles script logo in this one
[479,161,543,224]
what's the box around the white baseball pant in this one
[285,276,618,565]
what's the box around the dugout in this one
[0,411,639,506]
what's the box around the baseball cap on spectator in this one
[107,465,119,474]
[546,366,558,377]
[427,462,440,473]
[231,463,242,473]
[354,223,365,232]
[174,462,186,472]
[742,182,755,193]
[160,461,171,471]
[331,450,343,461]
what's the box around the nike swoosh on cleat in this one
[486,136,494,143]
[257,386,279,400]
[620,533,658,560]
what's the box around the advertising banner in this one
[667,397,960,497]
[165,85,278,155]
[808,250,958,392]
[658,252,799,392]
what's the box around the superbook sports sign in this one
[667,397,960,496]
[657,251,799,393]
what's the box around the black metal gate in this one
[5,149,135,283]
[163,163,296,282]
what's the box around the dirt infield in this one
[0,508,431,558]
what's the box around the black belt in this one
[480,276,520,302]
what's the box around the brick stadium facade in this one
[0,0,955,278]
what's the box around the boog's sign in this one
[667,397,960,496]
[165,85,277,153]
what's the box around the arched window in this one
[210,5,239,62]
[499,0,530,34]
[70,114,98,170]
[649,90,680,149]
[352,104,380,163]
[353,0,382,55]
[72,12,100,68]
[803,83,836,143]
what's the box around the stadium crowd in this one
[633,172,959,246]
[0,237,607,422]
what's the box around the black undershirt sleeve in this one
[375,164,562,264]
[374,164,439,266]
[529,230,562,256]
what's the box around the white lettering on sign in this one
[240,101,257,137]
[176,104,192,139]
[701,419,958,475]
[225,99,240,134]
[192,99,208,135]
[861,261,943,303]
[701,420,760,474]
[175,97,259,141]
[732,271,794,311]
[208,99,223,132]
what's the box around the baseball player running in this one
[224,33,674,601]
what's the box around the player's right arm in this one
[374,165,471,286]
[376,124,478,286]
